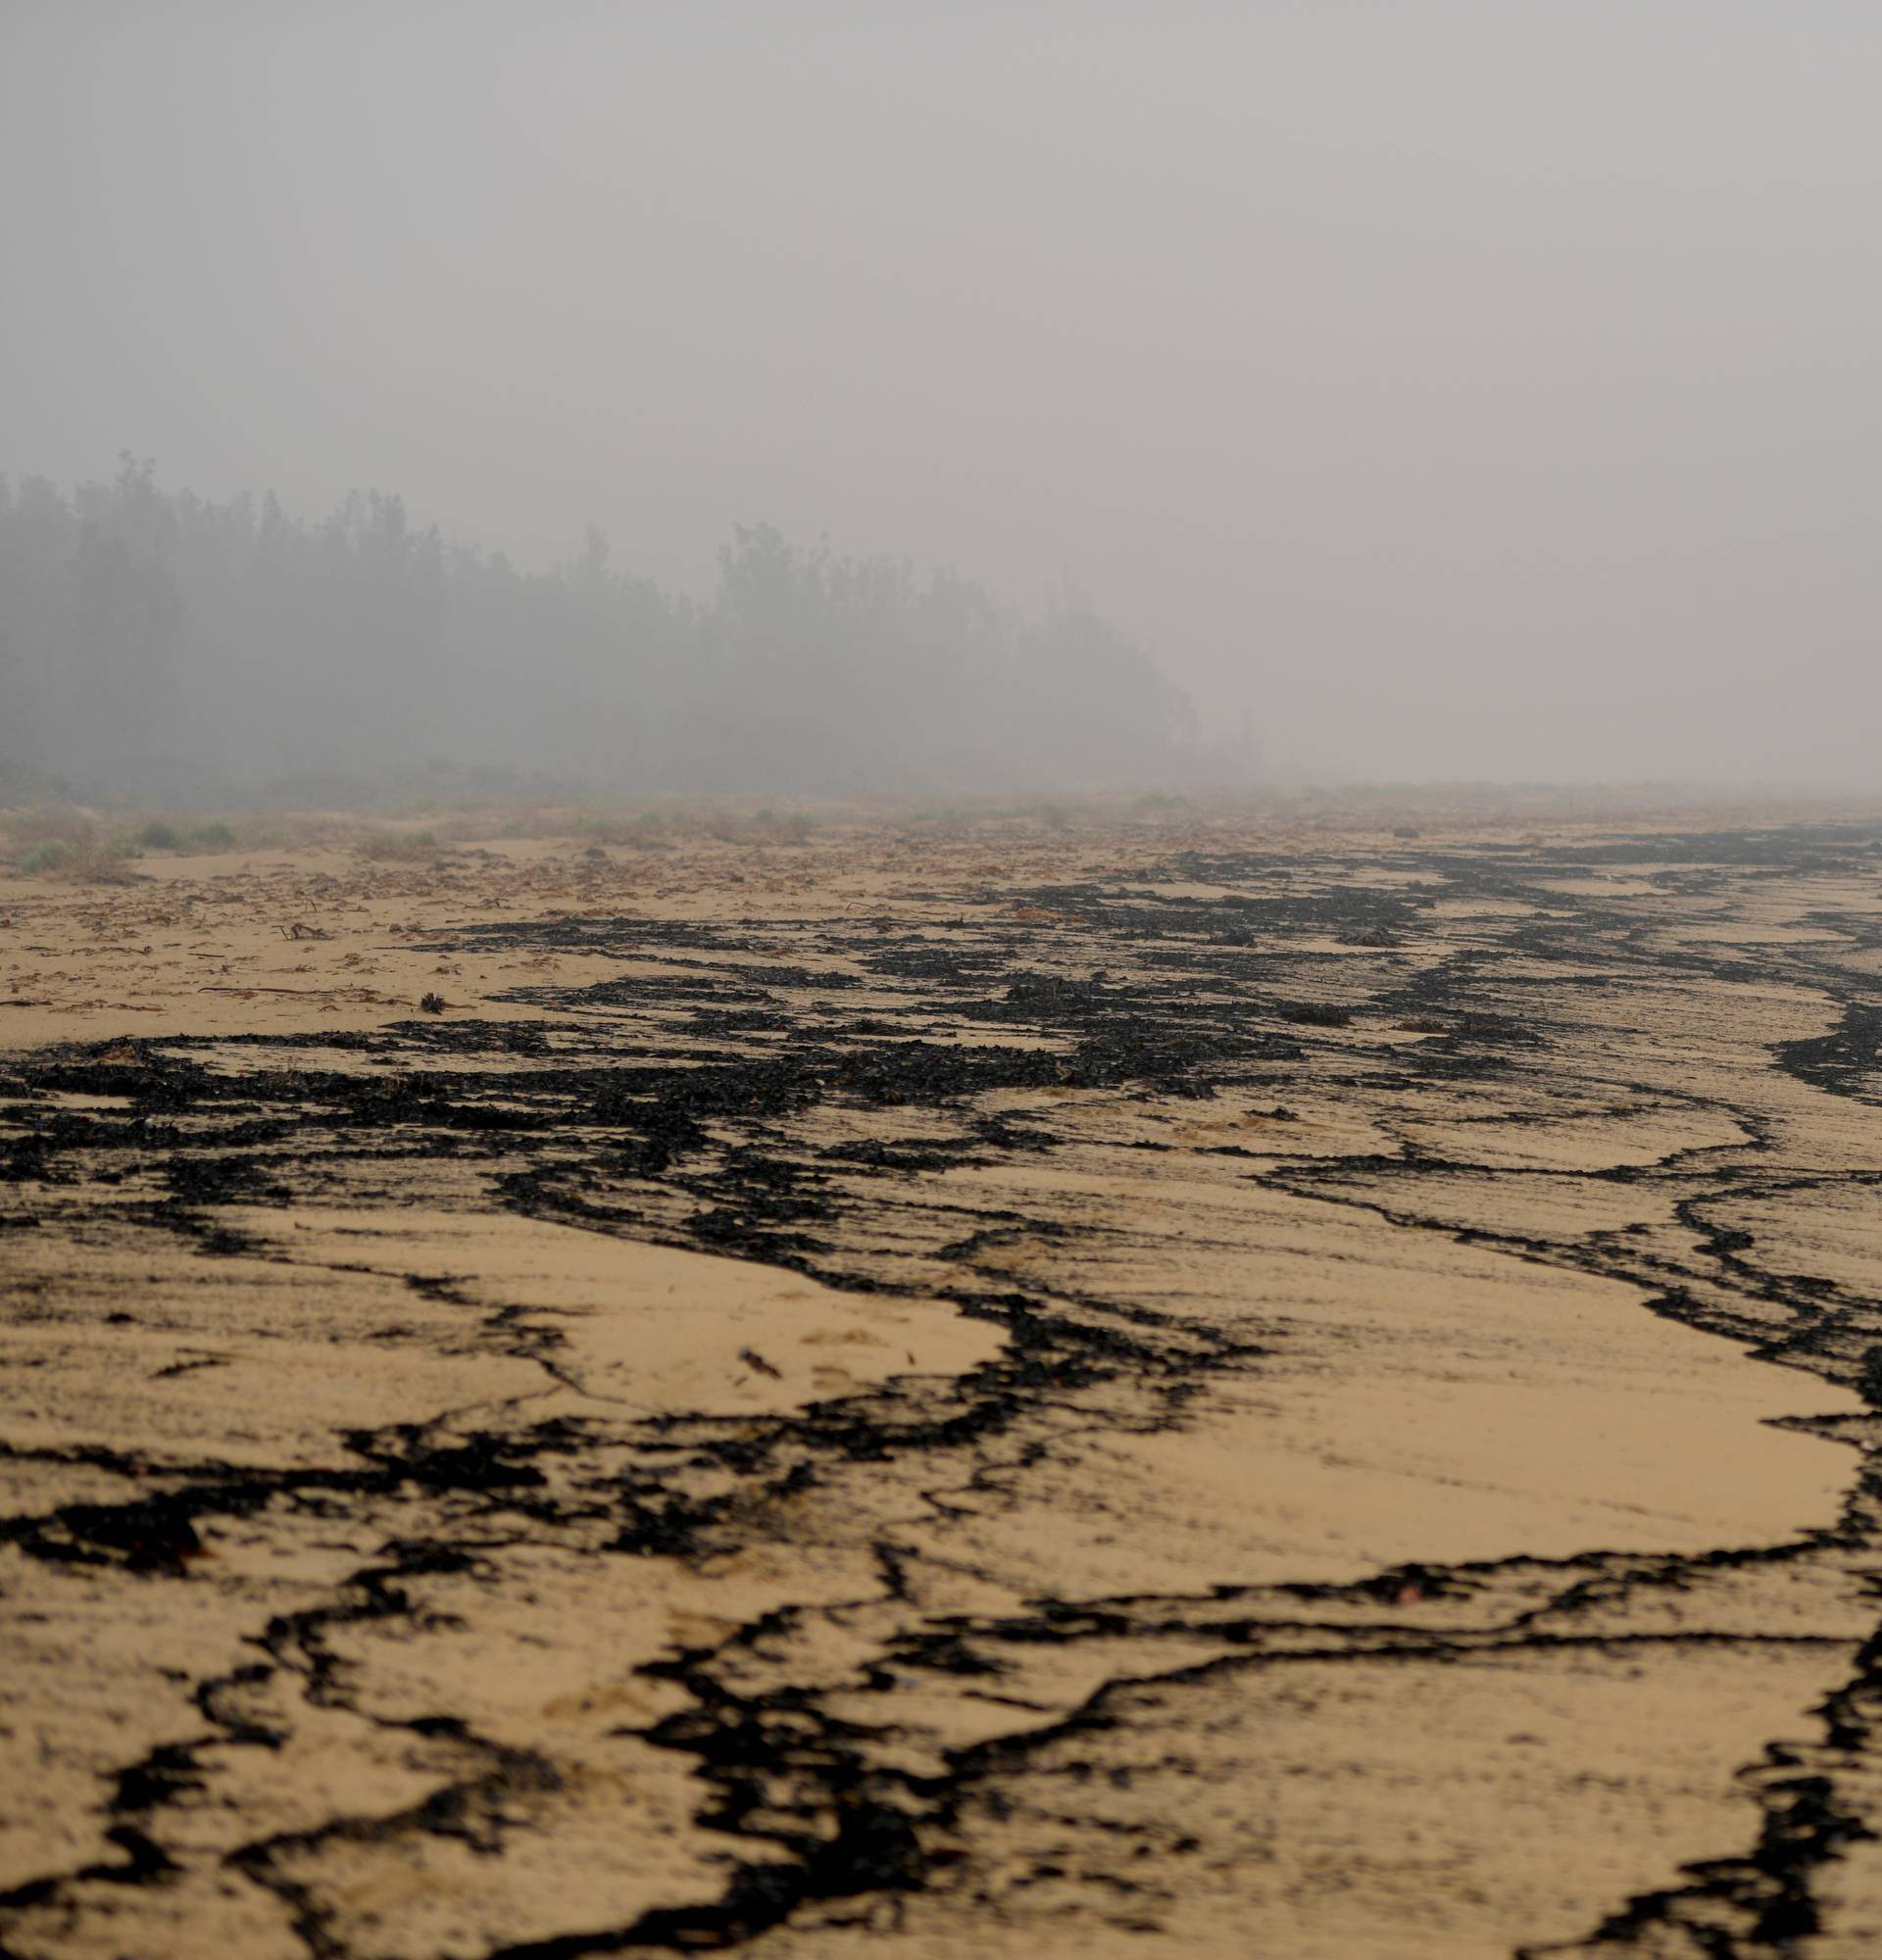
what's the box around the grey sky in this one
[3,2,1878,782]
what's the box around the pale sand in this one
[4,798,1882,1955]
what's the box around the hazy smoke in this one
[3,5,1878,787]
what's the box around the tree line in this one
[0,458,1200,802]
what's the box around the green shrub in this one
[750,808,813,843]
[138,820,182,851]
[356,828,441,862]
[6,806,93,847]
[572,811,669,846]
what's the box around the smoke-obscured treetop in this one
[0,459,1199,803]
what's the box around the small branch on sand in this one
[200,984,412,1004]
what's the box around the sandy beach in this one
[5,798,1882,1957]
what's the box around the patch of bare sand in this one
[227,1205,1004,1418]
[934,1162,1855,1588]
[769,1645,1846,1960]
[5,803,1882,1956]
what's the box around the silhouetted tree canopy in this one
[0,462,1197,800]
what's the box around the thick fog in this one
[3,3,1879,793]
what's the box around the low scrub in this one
[4,805,96,848]
[570,811,672,847]
[127,815,245,854]
[12,832,143,882]
[355,828,443,862]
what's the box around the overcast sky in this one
[3,2,1877,782]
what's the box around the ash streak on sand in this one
[5,810,1882,1957]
